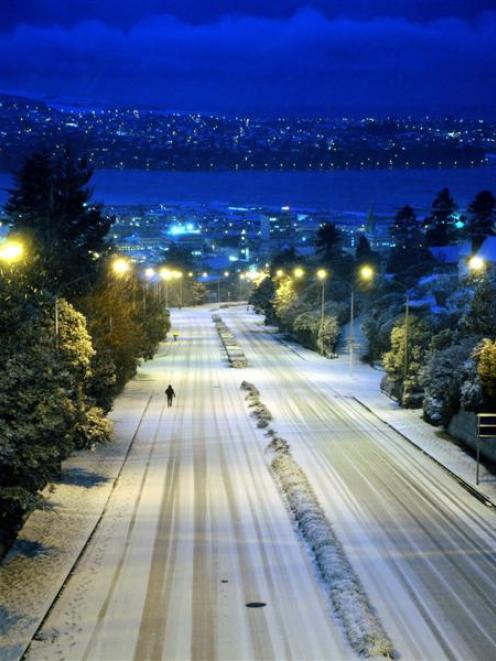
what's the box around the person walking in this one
[165,384,176,407]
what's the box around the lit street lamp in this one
[112,257,131,276]
[160,267,172,308]
[293,266,305,280]
[0,239,24,266]
[316,269,327,355]
[349,264,375,377]
[172,270,183,307]
[468,255,485,274]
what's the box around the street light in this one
[293,267,305,279]
[112,257,131,276]
[160,267,172,308]
[275,269,284,278]
[239,272,246,300]
[468,255,485,273]
[0,239,24,264]
[316,269,328,355]
[173,270,183,307]
[349,265,375,377]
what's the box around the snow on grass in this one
[241,382,394,658]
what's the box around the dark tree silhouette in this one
[6,148,113,294]
[466,190,496,252]
[355,234,380,271]
[423,187,458,246]
[315,222,343,262]
[388,205,433,280]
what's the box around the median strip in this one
[213,314,248,368]
[240,380,394,658]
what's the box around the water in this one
[1,167,495,214]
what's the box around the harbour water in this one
[1,166,495,214]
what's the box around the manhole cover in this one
[245,602,266,608]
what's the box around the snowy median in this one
[212,314,248,368]
[241,380,394,658]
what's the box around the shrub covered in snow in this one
[0,284,111,545]
[421,341,473,425]
[382,315,431,408]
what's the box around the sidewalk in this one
[0,382,153,661]
[269,314,496,508]
[328,352,496,507]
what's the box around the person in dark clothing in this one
[165,384,176,407]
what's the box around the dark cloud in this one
[0,0,495,31]
[0,10,494,115]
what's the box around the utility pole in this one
[403,293,410,393]
[349,286,355,377]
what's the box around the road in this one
[27,306,496,660]
[26,307,348,661]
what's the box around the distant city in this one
[105,201,391,279]
[0,93,492,172]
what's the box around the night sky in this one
[0,1,495,116]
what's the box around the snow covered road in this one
[26,308,349,661]
[224,306,496,660]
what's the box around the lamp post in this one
[316,269,327,355]
[349,264,375,377]
[239,273,245,300]
[160,267,172,308]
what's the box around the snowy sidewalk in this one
[0,381,153,661]
[299,331,496,508]
[249,307,496,509]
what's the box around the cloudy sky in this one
[0,1,495,116]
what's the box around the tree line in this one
[0,149,170,547]
[251,185,496,434]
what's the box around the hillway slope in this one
[24,307,349,661]
[223,305,496,661]
[6,304,496,660]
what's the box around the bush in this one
[422,342,472,425]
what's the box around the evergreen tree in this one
[249,276,276,321]
[460,276,496,338]
[355,234,380,271]
[0,279,110,541]
[466,190,496,252]
[388,205,433,280]
[423,188,457,247]
[6,148,113,295]
[315,222,343,263]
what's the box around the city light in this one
[0,239,24,263]
[293,267,305,279]
[160,267,172,280]
[275,269,284,278]
[145,267,155,278]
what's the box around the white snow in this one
[3,304,496,661]
[5,308,349,661]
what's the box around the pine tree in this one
[315,222,343,263]
[388,205,432,280]
[466,190,496,252]
[6,148,113,295]
[355,234,380,271]
[423,188,457,247]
